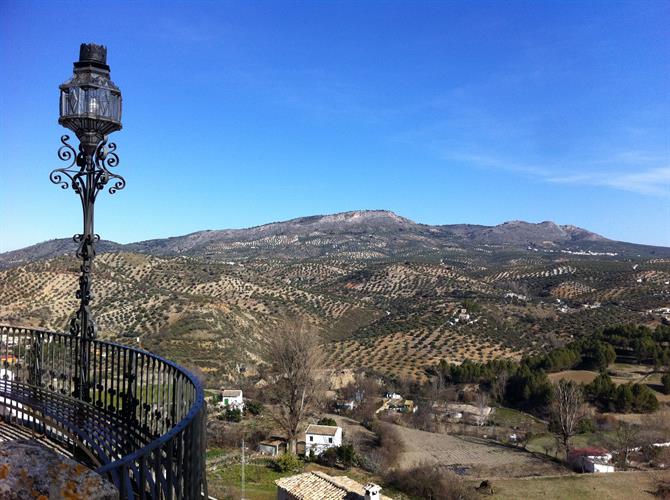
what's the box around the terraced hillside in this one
[1,211,669,383]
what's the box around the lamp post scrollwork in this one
[50,43,124,402]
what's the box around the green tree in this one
[631,383,659,413]
[317,417,337,426]
[615,384,634,412]
[585,372,616,409]
[661,373,670,395]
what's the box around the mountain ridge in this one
[2,210,668,268]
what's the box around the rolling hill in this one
[1,210,669,383]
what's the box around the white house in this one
[569,448,614,473]
[218,389,244,410]
[335,399,356,412]
[583,456,614,473]
[304,424,342,456]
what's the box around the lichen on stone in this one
[0,440,118,500]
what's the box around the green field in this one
[208,459,288,500]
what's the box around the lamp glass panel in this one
[60,86,121,122]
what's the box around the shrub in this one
[225,408,242,422]
[336,443,357,468]
[273,453,302,473]
[361,421,404,472]
[387,462,476,500]
[318,447,339,468]
[245,400,264,416]
[577,417,596,434]
[317,417,337,426]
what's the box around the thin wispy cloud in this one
[442,153,551,177]
[445,151,670,197]
[549,166,670,196]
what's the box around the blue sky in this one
[1,0,669,251]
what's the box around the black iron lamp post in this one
[50,43,125,401]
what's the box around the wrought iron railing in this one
[0,324,207,499]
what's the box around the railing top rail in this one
[0,324,198,381]
[0,323,206,473]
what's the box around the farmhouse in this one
[218,389,244,410]
[568,447,614,473]
[304,424,342,456]
[445,403,492,425]
[276,471,390,500]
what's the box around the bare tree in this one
[475,391,490,426]
[516,422,533,450]
[549,380,587,460]
[263,323,326,453]
[491,370,509,403]
[412,399,437,432]
[615,422,640,470]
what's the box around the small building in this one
[218,389,244,410]
[569,448,614,473]
[456,308,470,322]
[276,471,390,500]
[259,438,287,456]
[304,424,342,457]
[335,399,356,412]
[401,399,416,413]
[445,403,492,425]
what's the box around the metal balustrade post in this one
[29,331,43,387]
[122,349,137,423]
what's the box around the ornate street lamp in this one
[50,43,125,401]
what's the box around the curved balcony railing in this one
[0,325,207,499]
